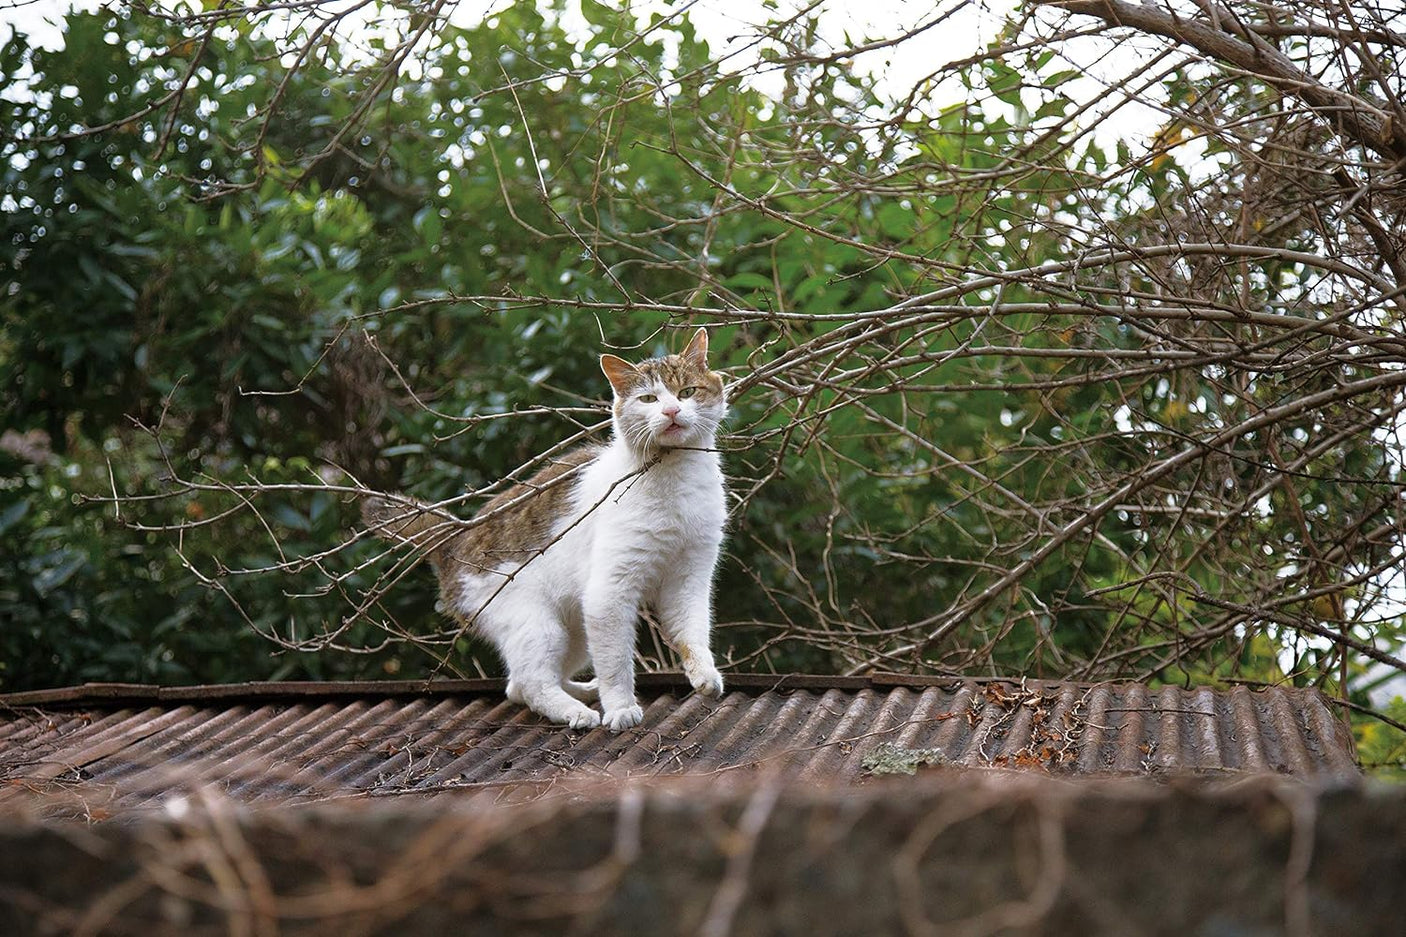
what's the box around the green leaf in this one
[412,206,442,242]
[0,499,30,536]
[34,551,86,597]
[725,271,774,292]
[270,502,311,532]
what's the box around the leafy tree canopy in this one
[3,0,1404,773]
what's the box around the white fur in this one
[455,371,727,732]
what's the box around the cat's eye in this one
[638,394,658,403]
[678,387,698,399]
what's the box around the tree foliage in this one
[3,0,1405,767]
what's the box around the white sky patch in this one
[0,0,101,48]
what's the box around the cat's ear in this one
[682,327,709,368]
[600,354,640,395]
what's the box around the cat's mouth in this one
[662,421,686,435]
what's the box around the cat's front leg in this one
[658,547,725,698]
[582,585,644,731]
[680,643,724,697]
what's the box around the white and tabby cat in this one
[363,327,728,731]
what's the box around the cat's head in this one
[600,328,726,452]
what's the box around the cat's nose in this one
[662,404,680,417]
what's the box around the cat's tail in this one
[361,494,459,553]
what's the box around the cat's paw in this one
[685,661,725,698]
[567,707,602,731]
[602,704,644,732]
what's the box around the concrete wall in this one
[2,773,1400,935]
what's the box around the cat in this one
[362,327,728,731]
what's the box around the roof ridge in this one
[0,672,1330,707]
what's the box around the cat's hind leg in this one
[518,681,600,730]
[494,610,601,730]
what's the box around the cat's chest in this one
[587,451,725,541]
[631,461,721,527]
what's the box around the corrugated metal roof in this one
[0,674,1357,818]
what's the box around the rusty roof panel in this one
[0,676,1358,817]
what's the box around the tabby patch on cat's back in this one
[363,327,730,732]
